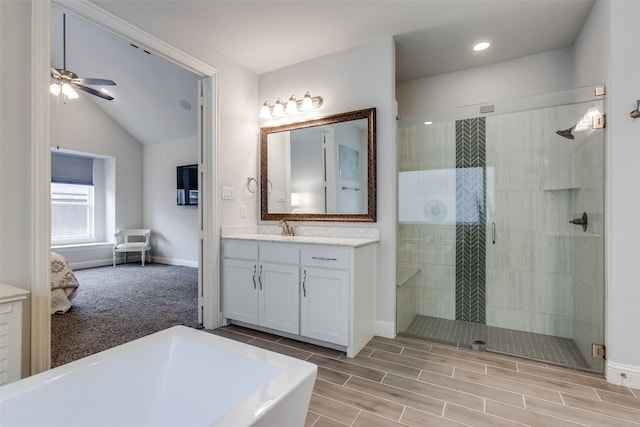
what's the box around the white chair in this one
[113,229,151,267]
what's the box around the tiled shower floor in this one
[402,315,591,370]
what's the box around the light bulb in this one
[259,101,272,119]
[285,95,298,115]
[61,83,79,99]
[301,92,313,111]
[50,83,61,96]
[272,98,285,117]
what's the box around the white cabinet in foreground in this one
[0,284,29,385]
[222,238,376,357]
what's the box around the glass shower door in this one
[396,85,606,372]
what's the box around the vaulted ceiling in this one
[52,0,595,145]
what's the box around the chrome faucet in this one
[279,220,294,236]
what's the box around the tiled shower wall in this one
[397,100,605,347]
[485,105,576,338]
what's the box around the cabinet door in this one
[222,259,258,325]
[300,267,349,345]
[258,263,300,335]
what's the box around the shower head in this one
[556,126,575,140]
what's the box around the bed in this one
[50,252,79,314]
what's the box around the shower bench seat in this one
[397,266,420,287]
[397,266,421,333]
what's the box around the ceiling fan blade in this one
[72,77,116,86]
[71,83,115,101]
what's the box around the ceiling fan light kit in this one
[50,13,116,101]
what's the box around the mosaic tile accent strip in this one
[404,315,591,370]
[455,117,486,323]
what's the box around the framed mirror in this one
[261,108,376,222]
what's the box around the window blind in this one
[51,152,94,185]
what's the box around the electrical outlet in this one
[222,186,235,200]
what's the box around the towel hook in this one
[246,177,257,193]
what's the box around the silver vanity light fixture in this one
[259,91,323,118]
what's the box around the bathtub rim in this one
[0,325,317,427]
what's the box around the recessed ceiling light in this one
[424,121,433,125]
[473,41,491,51]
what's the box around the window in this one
[51,183,95,244]
[50,151,104,245]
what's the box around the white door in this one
[301,267,349,345]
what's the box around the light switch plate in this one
[222,186,235,200]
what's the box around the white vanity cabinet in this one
[222,241,299,335]
[222,236,377,357]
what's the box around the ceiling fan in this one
[50,13,116,101]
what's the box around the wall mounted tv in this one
[177,164,198,206]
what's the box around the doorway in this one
[31,0,219,373]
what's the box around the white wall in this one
[143,137,199,266]
[573,0,609,88]
[606,0,640,389]
[0,0,32,285]
[258,38,397,334]
[397,47,575,116]
[0,0,33,376]
[50,95,143,232]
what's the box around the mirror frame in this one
[260,108,376,222]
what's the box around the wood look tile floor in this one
[208,325,640,427]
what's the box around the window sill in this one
[52,242,112,251]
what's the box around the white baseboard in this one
[607,359,640,389]
[375,320,396,339]
[151,256,198,268]
[70,257,198,270]
[70,259,113,270]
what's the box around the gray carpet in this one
[51,263,200,367]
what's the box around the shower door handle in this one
[492,223,496,244]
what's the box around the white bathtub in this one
[0,326,317,427]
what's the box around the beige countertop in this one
[222,233,379,248]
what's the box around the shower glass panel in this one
[396,85,605,372]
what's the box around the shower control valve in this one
[569,212,588,232]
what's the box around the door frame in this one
[30,0,220,373]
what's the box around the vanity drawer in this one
[301,247,349,269]
[223,240,258,260]
[260,243,299,264]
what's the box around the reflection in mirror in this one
[261,108,376,222]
